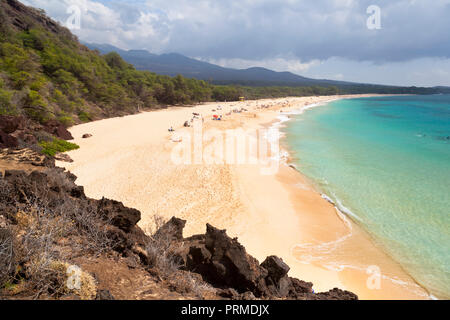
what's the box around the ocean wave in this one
[291,207,354,258]
[269,102,327,167]
[321,193,334,204]
[292,241,431,299]
[320,262,430,298]
[332,194,363,223]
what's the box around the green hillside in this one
[0,0,217,125]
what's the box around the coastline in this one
[264,98,430,299]
[57,94,430,300]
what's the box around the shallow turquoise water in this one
[284,95,450,298]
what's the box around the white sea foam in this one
[291,205,354,259]
[268,101,330,167]
[321,193,334,204]
[332,193,363,223]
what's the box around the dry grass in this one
[0,175,110,299]
[69,203,115,254]
[144,215,182,274]
[6,203,102,299]
[144,215,215,299]
[0,228,16,287]
[17,204,72,297]
[50,261,97,300]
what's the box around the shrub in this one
[12,70,32,89]
[0,172,112,299]
[0,88,15,115]
[15,203,71,297]
[74,266,97,300]
[39,138,79,157]
[0,228,16,288]
[78,111,91,122]
[57,115,74,127]
[47,261,97,300]
[68,202,115,254]
[144,215,182,275]
[20,29,45,51]
[34,130,54,143]
[52,69,81,94]
[29,76,47,91]
[143,215,215,298]
[11,198,98,299]
[24,90,51,122]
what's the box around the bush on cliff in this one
[38,138,79,157]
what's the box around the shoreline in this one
[57,94,430,300]
[265,98,431,299]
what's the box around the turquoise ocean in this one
[282,95,450,299]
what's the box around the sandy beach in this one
[57,95,430,300]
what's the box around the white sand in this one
[57,95,429,299]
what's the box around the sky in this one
[20,0,450,87]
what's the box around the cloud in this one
[21,0,171,51]
[18,0,450,86]
[302,57,450,86]
[145,0,450,63]
[20,0,450,62]
[201,56,321,74]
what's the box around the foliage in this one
[38,138,79,157]
[0,88,15,115]
[57,115,74,127]
[77,111,92,122]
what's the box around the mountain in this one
[85,43,354,87]
[86,43,450,93]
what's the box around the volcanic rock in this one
[43,120,74,140]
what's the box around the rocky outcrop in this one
[0,115,26,134]
[43,120,74,140]
[82,134,93,139]
[313,288,360,300]
[97,198,141,233]
[0,116,23,148]
[154,216,186,242]
[0,116,38,148]
[2,0,75,38]
[0,148,54,167]
[0,115,74,151]
[95,289,115,300]
[185,223,269,296]
[0,130,18,148]
[53,152,73,163]
[156,218,358,300]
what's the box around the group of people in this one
[169,112,204,132]
[169,102,255,133]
